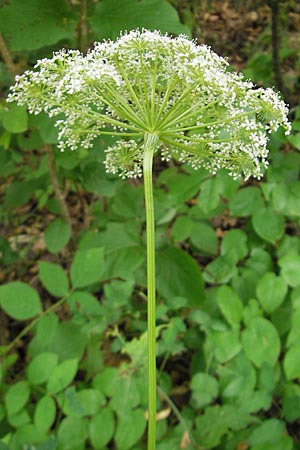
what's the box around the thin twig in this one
[0,32,18,77]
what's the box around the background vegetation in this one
[0,0,300,449]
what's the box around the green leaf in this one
[70,247,104,288]
[2,104,28,133]
[195,405,252,448]
[284,344,300,380]
[115,409,147,450]
[219,353,256,402]
[156,246,205,307]
[5,381,30,416]
[75,389,105,416]
[27,352,58,385]
[44,218,71,253]
[89,407,115,449]
[203,255,238,285]
[68,291,103,317]
[57,416,88,449]
[198,178,220,214]
[242,318,280,367]
[252,207,285,244]
[190,221,218,255]
[90,0,190,41]
[39,261,69,297]
[271,182,300,216]
[221,229,248,263]
[0,281,42,320]
[34,396,56,433]
[190,373,219,408]
[14,424,46,446]
[0,0,75,51]
[248,419,290,448]
[283,383,300,422]
[92,367,120,398]
[229,186,264,217]
[256,272,287,313]
[207,329,242,363]
[217,285,244,327]
[46,321,87,361]
[30,112,59,144]
[47,358,78,394]
[171,215,194,242]
[279,252,300,287]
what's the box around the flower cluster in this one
[8,29,290,180]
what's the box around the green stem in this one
[143,132,159,450]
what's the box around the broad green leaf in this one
[221,229,248,263]
[90,0,190,41]
[252,207,285,244]
[75,389,105,416]
[2,104,28,133]
[203,255,238,285]
[70,247,104,288]
[30,113,59,144]
[0,0,75,51]
[218,353,256,402]
[279,252,300,287]
[5,381,30,416]
[207,329,242,363]
[92,367,120,398]
[60,387,85,418]
[190,221,218,255]
[28,313,58,358]
[89,407,115,449]
[256,272,287,313]
[46,321,87,361]
[242,318,280,367]
[190,373,219,408]
[283,383,300,422]
[229,186,264,217]
[68,291,103,316]
[82,162,120,197]
[14,424,46,446]
[248,419,290,448]
[104,279,134,306]
[171,215,194,242]
[4,180,38,209]
[39,261,69,297]
[44,218,71,253]
[110,374,142,414]
[0,282,42,320]
[217,285,243,327]
[272,182,300,216]
[27,352,58,385]
[47,358,78,394]
[57,416,88,449]
[115,409,147,450]
[284,344,300,380]
[156,246,205,307]
[7,408,30,429]
[198,178,220,214]
[34,396,56,432]
[195,405,252,448]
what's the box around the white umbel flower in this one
[8,29,291,180]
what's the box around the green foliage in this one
[0,1,300,449]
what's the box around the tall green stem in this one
[143,132,159,450]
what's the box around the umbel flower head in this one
[8,29,290,180]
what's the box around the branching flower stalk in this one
[8,29,290,450]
